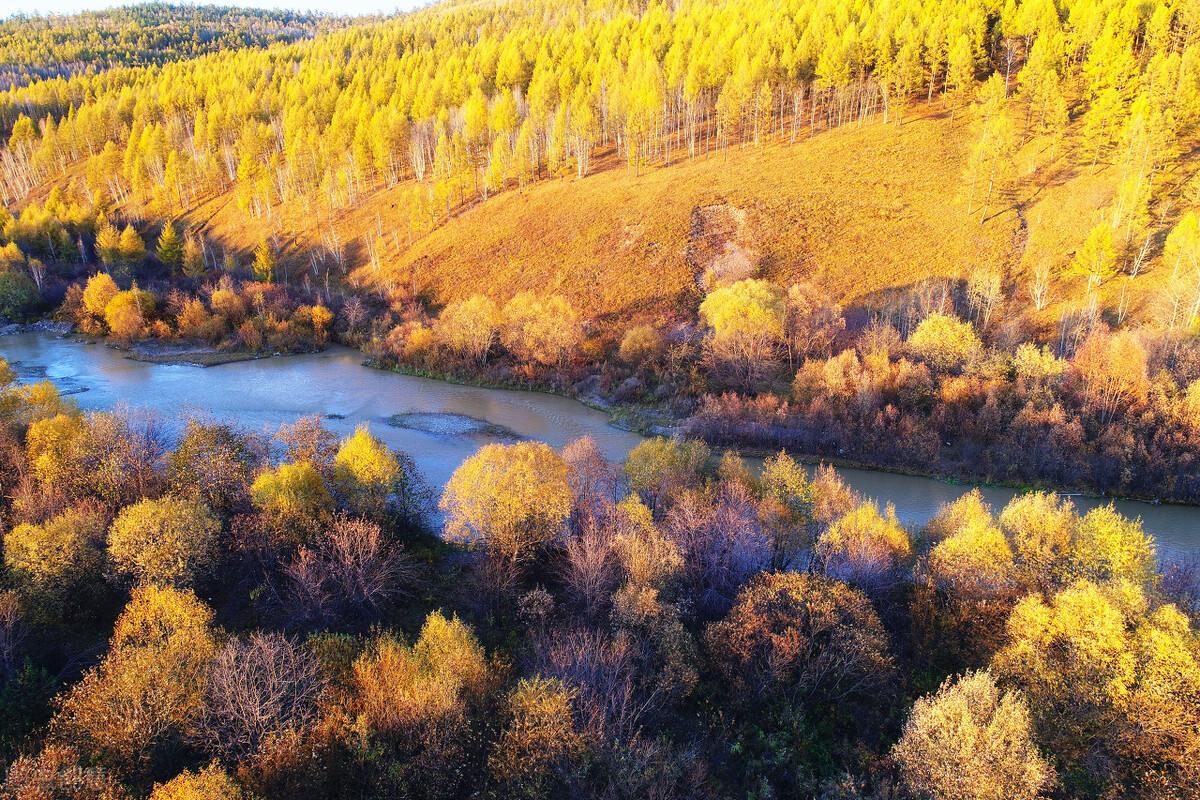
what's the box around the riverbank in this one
[361,351,1194,512]
[124,339,316,367]
[4,330,1197,551]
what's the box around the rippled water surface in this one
[3,332,1197,555]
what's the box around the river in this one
[3,332,1197,556]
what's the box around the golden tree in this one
[440,441,572,568]
[107,496,221,588]
[892,670,1053,800]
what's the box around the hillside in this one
[180,100,1181,342]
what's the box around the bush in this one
[107,496,220,588]
[907,313,983,372]
[892,671,1052,800]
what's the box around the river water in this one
[3,333,1198,555]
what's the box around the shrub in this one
[705,572,893,707]
[892,670,1052,800]
[907,312,983,372]
[107,496,220,588]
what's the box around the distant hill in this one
[0,3,349,88]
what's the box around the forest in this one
[0,0,1198,796]
[0,358,1197,800]
[0,0,1197,498]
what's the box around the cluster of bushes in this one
[2,360,1195,799]
[0,193,342,354]
[682,281,1200,500]
[67,271,334,353]
[371,292,586,387]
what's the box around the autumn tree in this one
[489,677,584,800]
[623,436,710,506]
[348,612,493,798]
[53,585,217,773]
[156,221,182,273]
[440,441,572,572]
[699,278,786,388]
[892,670,1053,800]
[250,461,333,526]
[80,271,118,325]
[103,285,154,342]
[907,312,983,372]
[435,295,499,364]
[705,572,894,710]
[993,580,1200,798]
[500,293,581,367]
[107,495,221,588]
[197,633,324,760]
[117,224,144,266]
[3,504,106,623]
[252,241,274,283]
[149,764,246,800]
[817,500,912,589]
[168,421,259,517]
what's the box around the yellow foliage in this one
[103,288,154,342]
[25,411,84,485]
[907,313,982,372]
[149,764,245,800]
[500,292,581,366]
[250,460,332,520]
[54,586,216,770]
[107,496,220,588]
[992,580,1200,794]
[440,441,571,563]
[489,677,582,791]
[617,324,663,366]
[332,424,403,518]
[351,611,490,735]
[435,294,499,363]
[892,670,1053,800]
[3,505,105,615]
[81,272,118,319]
[819,500,912,575]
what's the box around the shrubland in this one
[0,362,1197,798]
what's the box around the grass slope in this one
[184,101,1188,338]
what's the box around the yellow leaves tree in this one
[699,278,787,388]
[440,441,572,568]
[818,500,912,588]
[331,424,410,521]
[489,677,584,798]
[252,240,274,283]
[907,313,983,372]
[500,293,581,367]
[250,461,333,523]
[117,224,145,265]
[1071,329,1149,423]
[81,271,118,322]
[435,294,500,364]
[1070,223,1118,288]
[3,504,106,623]
[103,285,154,342]
[992,580,1200,797]
[53,585,217,773]
[892,670,1053,800]
[623,436,709,505]
[348,611,493,797]
[149,764,246,800]
[107,496,221,588]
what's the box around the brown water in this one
[3,332,1197,556]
